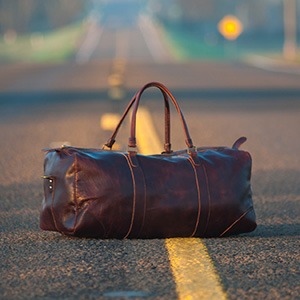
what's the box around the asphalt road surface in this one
[1,20,300,300]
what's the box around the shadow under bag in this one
[40,82,257,238]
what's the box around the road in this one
[1,18,300,300]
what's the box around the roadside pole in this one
[283,0,298,60]
[218,15,243,60]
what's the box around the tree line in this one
[0,0,88,34]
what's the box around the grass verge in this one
[0,22,86,63]
[159,24,226,61]
[159,22,300,64]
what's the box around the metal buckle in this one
[187,146,197,154]
[127,146,138,153]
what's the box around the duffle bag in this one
[40,81,256,238]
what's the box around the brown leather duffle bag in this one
[40,82,256,238]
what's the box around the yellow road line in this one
[165,239,227,300]
[136,106,227,300]
[100,113,121,131]
[136,107,163,154]
[100,113,122,150]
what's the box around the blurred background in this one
[0,0,299,63]
[1,2,300,299]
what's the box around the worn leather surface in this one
[40,144,256,238]
[40,82,256,238]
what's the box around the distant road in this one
[76,15,171,63]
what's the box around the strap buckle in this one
[187,146,197,155]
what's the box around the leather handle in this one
[129,82,194,150]
[104,85,172,153]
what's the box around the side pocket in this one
[40,176,60,232]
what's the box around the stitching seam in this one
[71,153,79,234]
[187,157,201,237]
[219,206,254,237]
[121,153,136,239]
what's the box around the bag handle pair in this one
[104,82,195,153]
[104,82,172,153]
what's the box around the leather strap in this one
[232,136,247,149]
[129,82,194,150]
[104,87,172,153]
[187,159,211,237]
[121,153,147,239]
[193,163,210,236]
